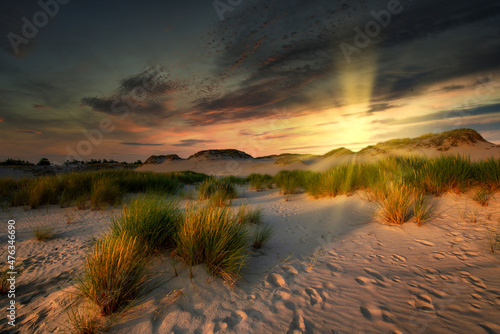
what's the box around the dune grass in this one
[377,181,413,225]
[237,205,264,225]
[252,224,274,249]
[33,225,54,241]
[0,266,10,294]
[65,299,106,334]
[198,178,237,207]
[76,233,149,316]
[111,196,182,251]
[248,173,273,191]
[473,158,500,191]
[415,155,473,195]
[273,170,312,195]
[486,224,500,253]
[413,193,437,226]
[90,178,123,210]
[175,204,249,283]
[472,187,491,206]
[3,170,203,209]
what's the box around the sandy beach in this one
[1,185,499,333]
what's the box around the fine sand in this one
[1,187,500,333]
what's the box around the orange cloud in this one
[14,130,42,134]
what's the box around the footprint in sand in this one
[359,304,397,324]
[391,254,407,263]
[268,273,287,287]
[272,288,292,302]
[360,303,382,320]
[410,294,434,311]
[432,252,446,260]
[451,251,468,260]
[479,322,500,334]
[468,276,487,289]
[326,263,343,273]
[305,287,323,306]
[355,276,372,286]
[287,310,307,334]
[364,268,384,281]
[414,239,435,247]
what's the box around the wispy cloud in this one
[172,139,216,147]
[33,104,52,109]
[121,142,163,146]
[14,130,42,134]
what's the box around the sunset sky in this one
[1,0,500,163]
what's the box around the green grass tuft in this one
[33,225,54,241]
[76,233,149,316]
[377,181,413,225]
[252,224,274,249]
[237,205,264,225]
[90,178,123,210]
[472,188,491,206]
[198,178,237,207]
[176,204,249,283]
[413,193,437,226]
[111,196,182,251]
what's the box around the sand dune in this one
[139,129,500,177]
[1,189,500,333]
[2,129,500,333]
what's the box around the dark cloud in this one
[13,130,42,134]
[377,102,500,126]
[195,0,500,122]
[366,103,397,113]
[172,139,216,147]
[118,66,185,98]
[121,142,163,146]
[438,85,466,92]
[33,104,52,109]
[81,66,186,126]
[238,129,254,136]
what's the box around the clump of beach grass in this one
[175,204,249,283]
[248,174,273,191]
[90,178,123,210]
[237,205,264,225]
[273,170,311,196]
[65,299,107,334]
[485,224,500,253]
[33,225,54,241]
[198,178,237,207]
[413,193,437,226]
[28,176,60,209]
[473,188,491,207]
[458,204,478,224]
[415,155,473,195]
[111,196,182,251]
[76,233,149,316]
[377,181,413,225]
[1,266,10,294]
[473,158,500,191]
[252,224,274,249]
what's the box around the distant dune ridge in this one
[139,128,500,176]
[188,149,253,160]
[143,154,182,164]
